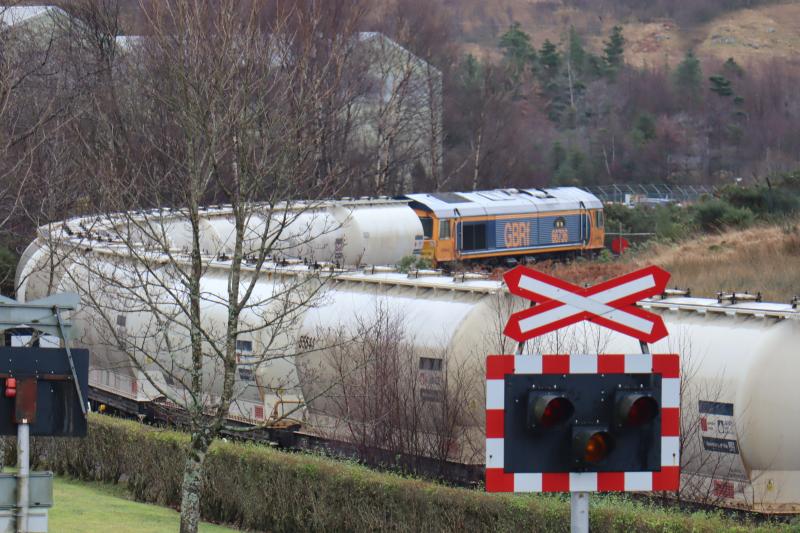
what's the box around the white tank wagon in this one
[15,216,800,513]
[17,244,313,426]
[16,198,423,276]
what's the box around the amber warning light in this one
[573,427,614,465]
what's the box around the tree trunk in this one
[179,429,212,533]
[471,125,483,191]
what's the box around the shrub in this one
[597,249,614,262]
[604,203,694,243]
[24,415,791,533]
[718,185,800,218]
[693,199,754,231]
[397,254,432,273]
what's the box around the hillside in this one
[444,0,800,67]
[634,223,800,302]
[538,222,800,303]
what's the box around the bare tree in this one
[0,4,79,292]
[29,2,365,531]
[317,302,480,472]
[351,33,442,195]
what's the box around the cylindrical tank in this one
[334,204,423,265]
[17,244,307,421]
[200,203,422,266]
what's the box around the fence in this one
[582,184,715,204]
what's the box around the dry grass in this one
[631,223,800,302]
[587,20,688,69]
[537,223,800,303]
[529,259,634,287]
[697,3,800,63]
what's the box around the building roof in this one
[356,31,440,76]
[0,5,66,27]
[404,187,603,218]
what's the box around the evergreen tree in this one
[460,54,482,89]
[603,25,625,74]
[674,50,703,103]
[723,57,744,79]
[709,75,733,97]
[567,26,586,75]
[631,113,657,144]
[551,141,566,172]
[553,146,589,185]
[538,39,561,80]
[499,22,537,79]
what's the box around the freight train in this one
[14,199,800,514]
[51,187,602,269]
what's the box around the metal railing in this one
[582,184,715,204]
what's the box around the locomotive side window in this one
[461,223,487,251]
[420,217,433,239]
[439,219,451,239]
[595,210,604,228]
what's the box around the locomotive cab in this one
[414,210,455,266]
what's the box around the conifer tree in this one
[603,25,625,75]
[567,26,586,75]
[538,39,560,80]
[499,22,537,81]
[709,75,733,97]
[674,49,703,103]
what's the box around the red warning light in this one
[528,393,574,430]
[615,392,659,428]
[541,397,573,428]
[627,396,659,427]
[4,378,16,398]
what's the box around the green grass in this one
[48,476,238,533]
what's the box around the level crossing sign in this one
[485,353,680,492]
[487,265,680,532]
[503,265,671,344]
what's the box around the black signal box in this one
[0,348,89,437]
[504,373,662,473]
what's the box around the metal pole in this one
[16,421,29,533]
[516,300,535,355]
[570,491,589,533]
[53,307,87,416]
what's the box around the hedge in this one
[19,415,792,532]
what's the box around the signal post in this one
[0,294,88,533]
[486,266,680,532]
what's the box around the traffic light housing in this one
[527,392,574,430]
[504,373,662,473]
[572,426,614,466]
